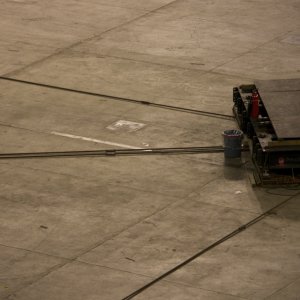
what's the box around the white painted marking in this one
[51,132,141,149]
[107,120,146,132]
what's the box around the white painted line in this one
[51,131,141,149]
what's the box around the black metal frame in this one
[233,84,300,185]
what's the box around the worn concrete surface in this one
[0,0,299,299]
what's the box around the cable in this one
[0,146,231,160]
[121,191,299,300]
[0,76,234,120]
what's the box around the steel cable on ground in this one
[0,76,234,120]
[0,146,233,160]
[121,191,300,300]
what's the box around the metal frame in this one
[233,81,300,185]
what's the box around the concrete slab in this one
[135,282,247,300]
[0,245,67,299]
[7,261,246,300]
[88,0,176,11]
[159,0,300,32]
[1,0,300,299]
[215,38,300,80]
[1,0,180,76]
[6,261,149,300]
[71,0,300,73]
[0,164,181,258]
[0,151,222,198]
[265,277,300,300]
[186,177,293,214]
[0,80,234,152]
[167,195,300,299]
[6,53,252,116]
[78,200,257,277]
[1,0,155,75]
[0,125,114,153]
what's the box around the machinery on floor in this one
[233,79,300,185]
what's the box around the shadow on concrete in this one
[223,157,245,181]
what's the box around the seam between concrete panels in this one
[207,29,296,75]
[2,0,181,78]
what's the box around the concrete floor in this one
[1,0,300,299]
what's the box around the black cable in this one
[0,146,230,160]
[0,76,234,120]
[121,192,299,300]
